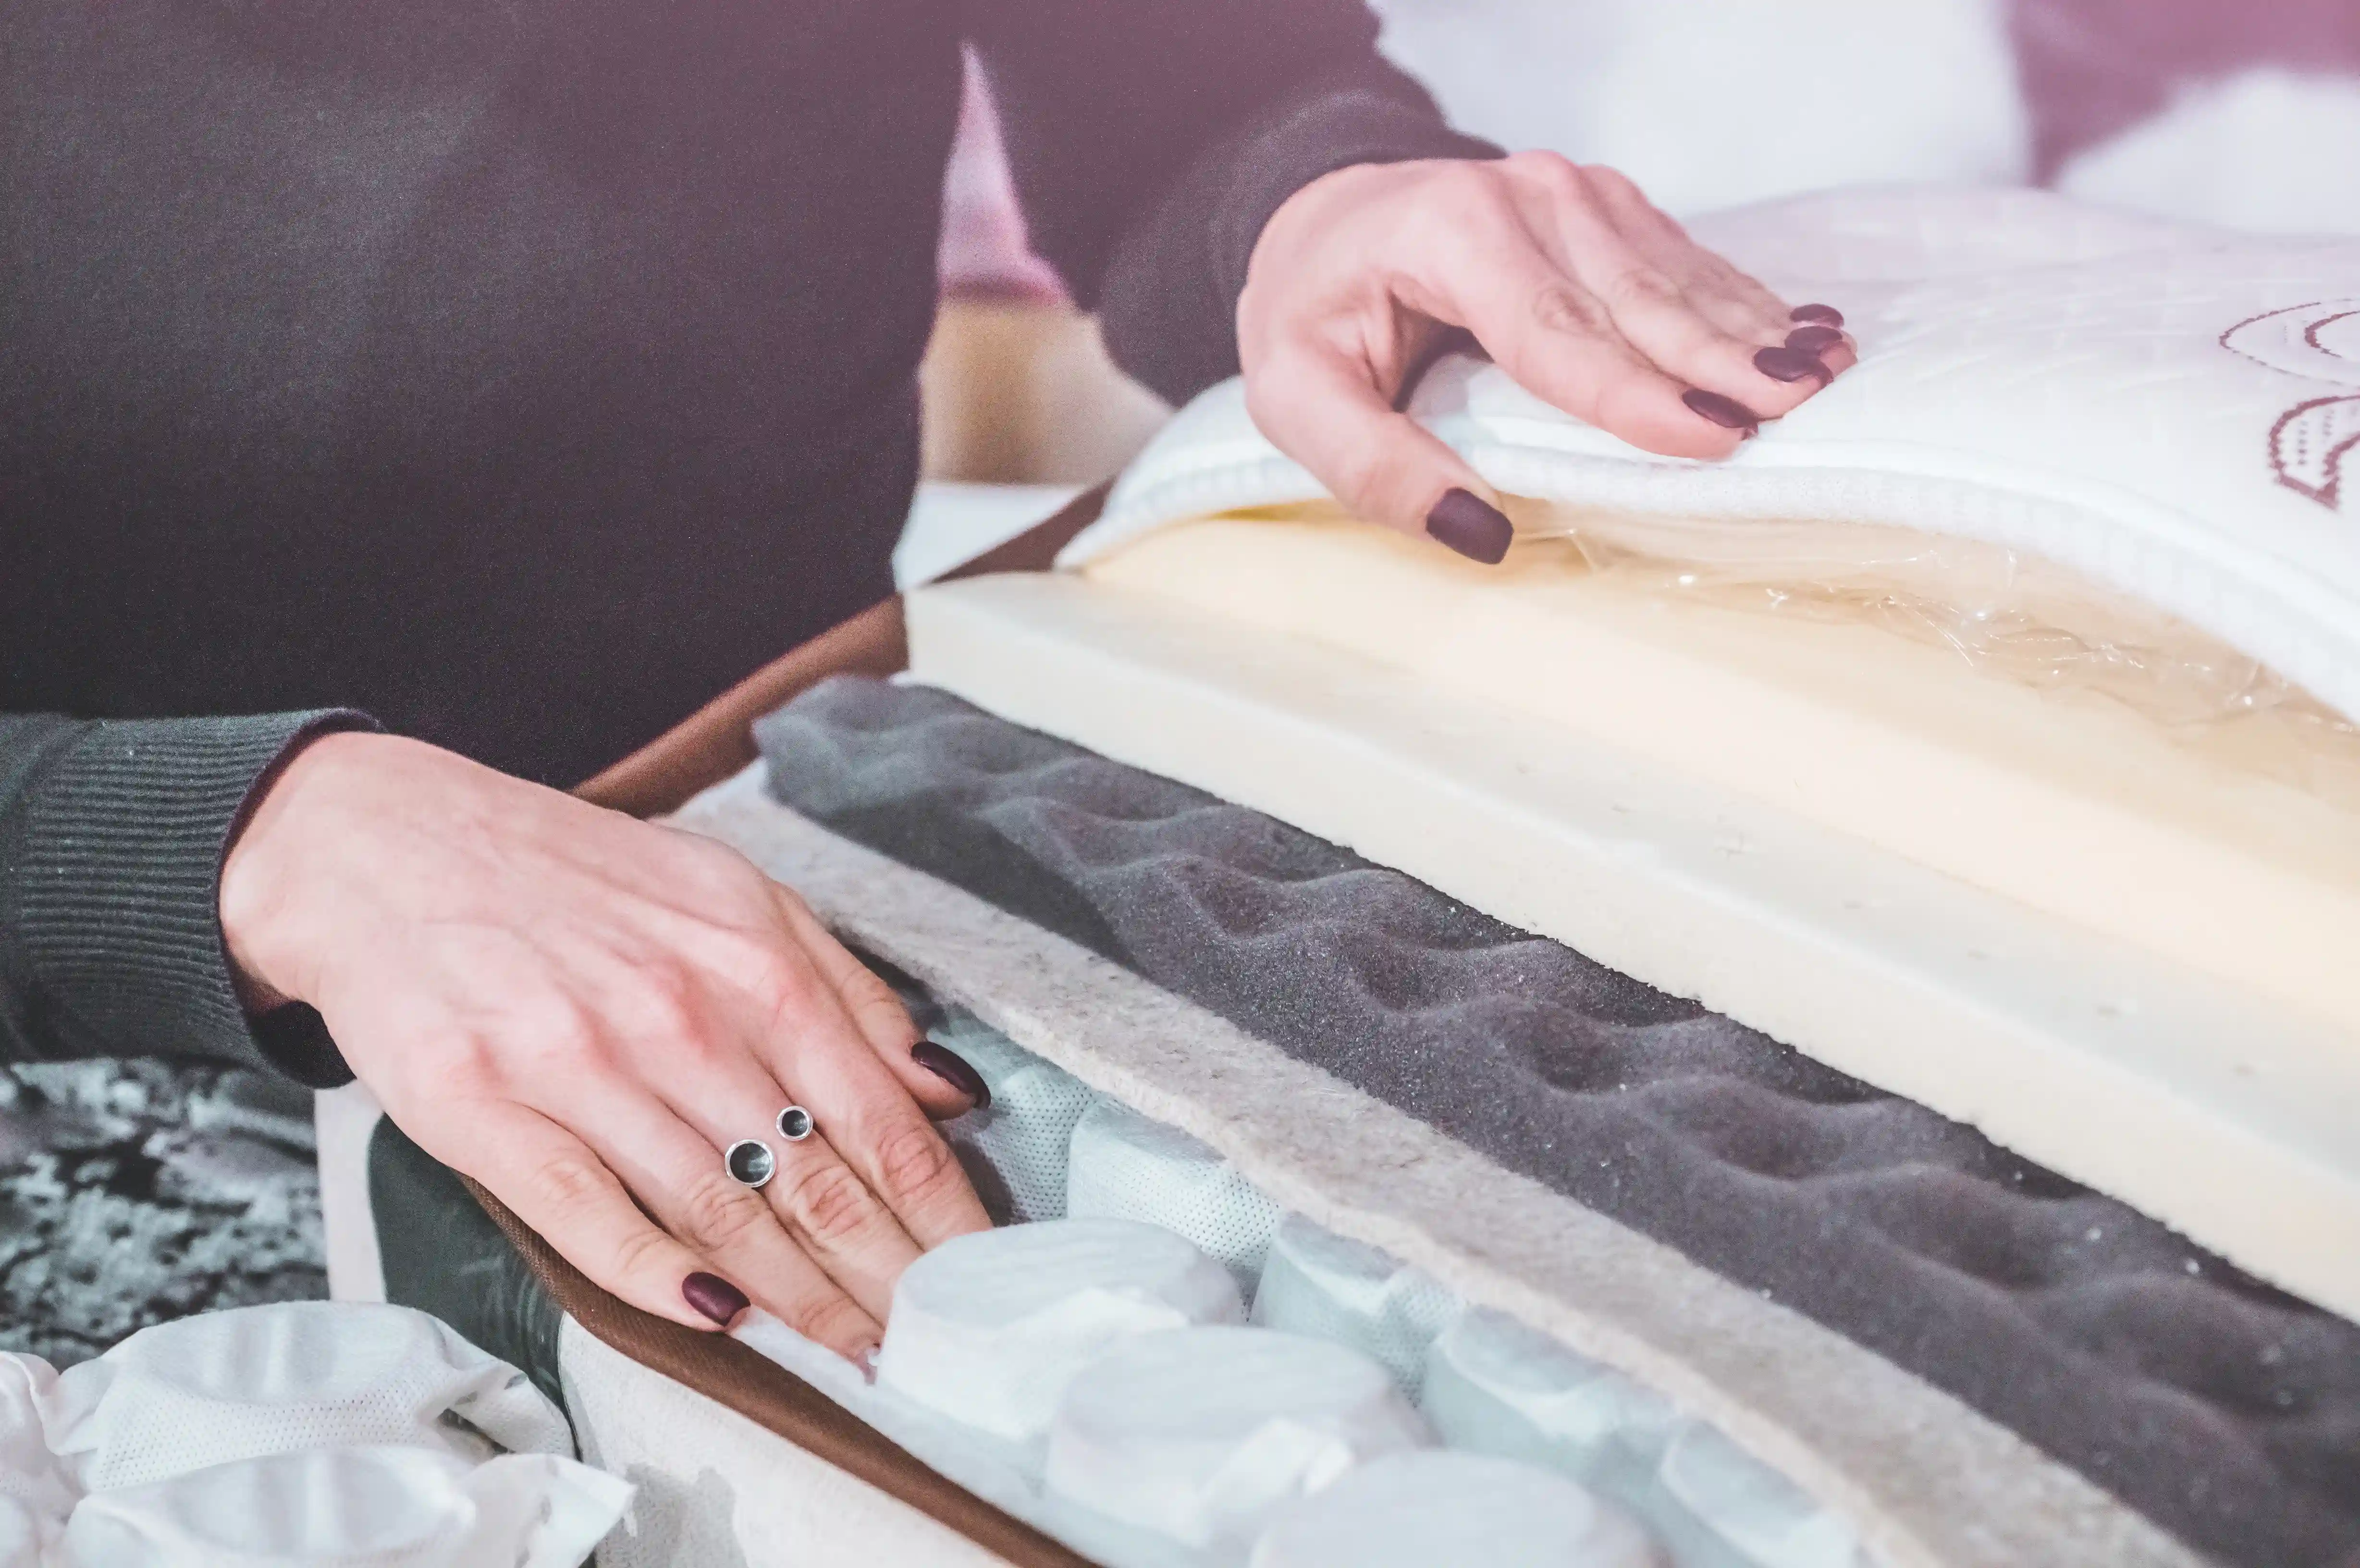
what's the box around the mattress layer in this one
[1063,192,2360,734]
[678,771,2197,1568]
[901,572,2360,1327]
[1082,518,2360,1033]
[749,677,2360,1568]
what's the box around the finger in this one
[554,1069,888,1355]
[1504,163,1822,419]
[1581,168,1861,379]
[731,930,992,1253]
[1419,220,1753,460]
[1582,165,1793,341]
[1244,338,1516,560]
[772,889,980,1120]
[600,1011,924,1322]
[766,1028,994,1255]
[440,1100,746,1334]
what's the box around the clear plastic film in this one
[1226,500,2360,810]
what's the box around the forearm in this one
[0,710,372,1081]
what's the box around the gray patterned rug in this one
[0,1060,326,1367]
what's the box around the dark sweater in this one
[0,0,1490,1079]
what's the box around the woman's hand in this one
[221,732,992,1359]
[1238,153,1856,563]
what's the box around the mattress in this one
[359,186,2358,1568]
[746,679,2359,1568]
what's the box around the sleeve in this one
[0,710,376,1086]
[963,0,1501,407]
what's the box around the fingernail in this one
[1424,489,1514,565]
[1784,324,1844,355]
[1790,303,1844,328]
[912,1039,991,1112]
[854,1343,881,1383]
[1753,346,1832,385]
[683,1272,749,1327]
[1683,389,1760,434]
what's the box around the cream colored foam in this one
[1080,517,2360,1036]
[902,572,2360,1323]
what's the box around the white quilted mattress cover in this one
[1063,187,2360,728]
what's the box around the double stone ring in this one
[724,1105,818,1189]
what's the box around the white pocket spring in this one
[1248,1450,1658,1568]
[877,1218,1243,1446]
[743,1012,1880,1568]
[1043,1326,1428,1552]
[1067,1100,1286,1294]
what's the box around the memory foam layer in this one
[901,572,2360,1327]
[1081,518,2360,1033]
[750,679,2360,1568]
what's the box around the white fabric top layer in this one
[1063,188,2360,726]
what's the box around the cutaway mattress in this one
[751,679,2360,1568]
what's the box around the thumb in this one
[1242,342,1516,565]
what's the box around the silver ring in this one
[776,1105,815,1143]
[724,1139,777,1188]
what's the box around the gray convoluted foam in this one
[754,677,2360,1568]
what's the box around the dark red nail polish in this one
[1425,489,1514,565]
[1753,346,1831,385]
[912,1039,990,1112]
[1683,389,1760,433]
[1790,303,1844,328]
[683,1272,748,1327]
[1784,324,1844,355]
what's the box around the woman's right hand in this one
[220,731,993,1359]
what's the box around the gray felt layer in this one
[755,676,2360,1568]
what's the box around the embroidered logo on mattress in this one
[2222,299,2360,510]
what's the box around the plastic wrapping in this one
[58,1446,632,1568]
[1044,1326,1430,1553]
[1228,499,2360,807]
[1250,1216,1461,1396]
[875,1219,1244,1446]
[1247,1450,1657,1568]
[934,1013,1096,1225]
[1067,1100,1286,1295]
[0,1304,627,1568]
[38,1301,572,1493]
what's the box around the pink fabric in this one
[2013,0,2360,178]
[934,5,2360,295]
[936,50,1068,304]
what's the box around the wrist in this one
[218,729,391,1012]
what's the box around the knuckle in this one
[780,1160,886,1249]
[1599,266,1684,312]
[609,1222,680,1282]
[1580,162,1644,205]
[1444,163,1521,227]
[786,1291,874,1351]
[1532,283,1610,338]
[1507,149,1588,199]
[675,1168,775,1253]
[873,1121,962,1207]
[529,1154,613,1219]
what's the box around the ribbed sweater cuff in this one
[11,710,374,1083]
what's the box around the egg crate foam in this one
[728,676,2360,1568]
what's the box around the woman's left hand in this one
[1237,153,1856,564]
